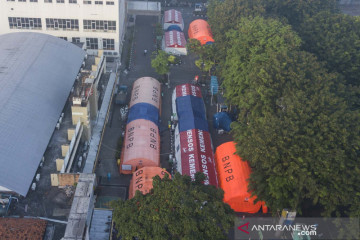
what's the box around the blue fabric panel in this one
[178,116,209,132]
[176,95,209,132]
[166,25,182,32]
[176,95,206,120]
[127,103,159,126]
[210,76,218,94]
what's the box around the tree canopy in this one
[299,11,360,87]
[111,173,234,240]
[218,15,360,216]
[151,50,170,77]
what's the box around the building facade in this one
[0,0,126,56]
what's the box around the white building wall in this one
[0,0,126,55]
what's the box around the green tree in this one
[232,50,360,216]
[207,0,266,62]
[111,173,234,240]
[151,50,170,82]
[221,16,360,216]
[264,0,339,30]
[300,11,360,87]
[222,16,301,117]
[187,39,216,75]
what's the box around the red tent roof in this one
[175,83,202,98]
[164,9,183,24]
[165,30,186,48]
[178,129,218,186]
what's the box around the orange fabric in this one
[188,19,214,45]
[129,167,170,199]
[129,77,161,115]
[120,119,160,174]
[215,141,267,213]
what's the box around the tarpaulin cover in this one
[188,19,214,45]
[129,77,161,112]
[120,119,160,174]
[210,76,218,95]
[165,30,186,48]
[175,84,202,98]
[213,112,232,132]
[176,95,208,132]
[127,102,160,126]
[179,129,218,186]
[166,25,182,32]
[215,141,267,213]
[129,167,170,199]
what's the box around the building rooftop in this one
[0,32,85,196]
[0,218,47,240]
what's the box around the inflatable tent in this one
[129,167,170,199]
[163,30,187,55]
[127,102,159,126]
[163,9,184,31]
[120,119,160,174]
[129,77,161,112]
[188,19,214,45]
[215,141,267,213]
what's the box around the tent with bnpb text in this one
[215,141,268,213]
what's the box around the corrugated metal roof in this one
[89,209,113,240]
[0,32,85,196]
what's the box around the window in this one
[83,20,116,32]
[7,0,15,2]
[46,18,79,31]
[44,0,52,2]
[18,0,26,2]
[30,0,38,2]
[176,145,180,152]
[86,38,98,49]
[95,0,102,4]
[69,0,77,3]
[83,0,91,4]
[8,17,42,30]
[59,37,68,41]
[72,37,80,43]
[103,38,114,50]
[56,0,64,3]
[106,1,114,4]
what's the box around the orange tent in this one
[120,119,160,174]
[215,141,267,213]
[188,19,214,45]
[129,77,161,114]
[129,167,170,199]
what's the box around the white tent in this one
[163,9,184,31]
[162,30,187,55]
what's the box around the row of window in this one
[83,20,116,31]
[7,0,115,4]
[8,17,116,32]
[58,37,115,50]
